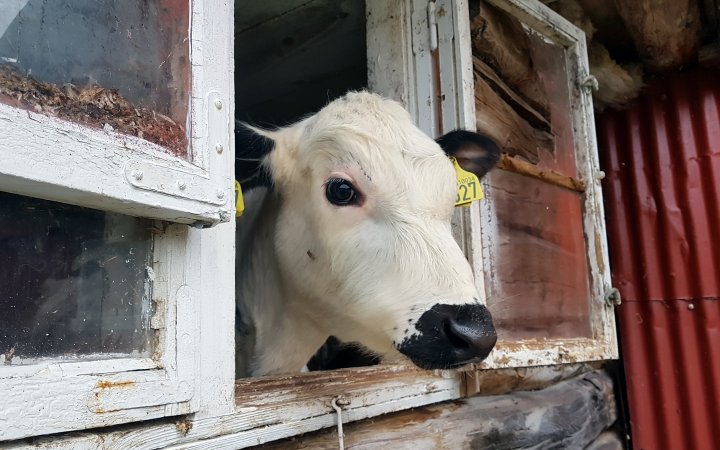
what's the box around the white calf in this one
[235,91,499,377]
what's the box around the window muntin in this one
[0,0,190,157]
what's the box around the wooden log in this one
[471,2,550,118]
[587,42,644,111]
[613,0,702,73]
[474,68,554,164]
[584,431,626,450]
[473,57,550,132]
[498,153,586,192]
[700,42,720,69]
[258,370,617,449]
[545,0,644,111]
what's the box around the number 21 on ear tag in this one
[451,157,484,207]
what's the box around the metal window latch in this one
[331,396,350,450]
[604,287,621,306]
[428,1,438,51]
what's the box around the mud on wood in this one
[0,65,187,155]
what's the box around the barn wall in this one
[598,67,720,450]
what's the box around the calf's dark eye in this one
[325,178,358,206]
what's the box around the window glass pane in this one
[472,3,578,175]
[0,192,153,364]
[484,170,592,340]
[0,0,190,157]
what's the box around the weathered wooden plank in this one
[471,2,550,118]
[7,365,597,449]
[257,370,617,449]
[497,153,586,192]
[462,362,597,397]
[473,57,550,132]
[613,0,702,72]
[473,65,553,164]
[584,431,625,450]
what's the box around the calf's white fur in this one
[236,92,498,377]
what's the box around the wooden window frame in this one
[440,0,618,368]
[0,0,236,441]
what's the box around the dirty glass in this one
[0,0,190,157]
[0,192,153,364]
[484,170,592,340]
[471,3,578,176]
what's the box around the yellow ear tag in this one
[451,157,484,207]
[234,180,245,217]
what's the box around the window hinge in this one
[581,74,599,92]
[604,287,621,307]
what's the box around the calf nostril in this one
[443,320,470,349]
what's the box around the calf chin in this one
[397,303,497,370]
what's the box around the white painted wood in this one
[0,357,156,380]
[433,0,490,305]
[366,0,415,112]
[8,368,463,450]
[0,225,197,441]
[369,0,440,135]
[187,222,237,417]
[0,366,193,441]
[0,0,236,440]
[411,0,439,136]
[0,1,236,228]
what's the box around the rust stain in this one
[594,232,606,274]
[96,380,136,389]
[175,418,193,436]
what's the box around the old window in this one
[0,0,234,441]
[439,0,618,367]
[0,0,616,447]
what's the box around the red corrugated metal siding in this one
[598,68,720,450]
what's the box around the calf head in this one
[240,91,500,370]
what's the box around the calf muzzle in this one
[397,303,497,370]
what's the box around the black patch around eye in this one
[325,178,359,206]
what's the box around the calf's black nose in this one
[397,303,497,370]
[442,305,497,362]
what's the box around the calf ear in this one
[436,130,501,179]
[235,122,275,189]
